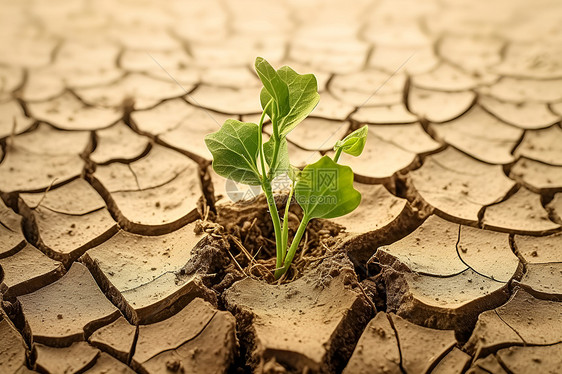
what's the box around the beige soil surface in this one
[0,0,561,373]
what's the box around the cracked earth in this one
[1,0,561,373]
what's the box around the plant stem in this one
[257,99,284,273]
[280,182,294,260]
[333,147,343,163]
[257,100,273,178]
[275,214,310,279]
[256,99,286,277]
[271,107,280,137]
[267,134,281,180]
[267,110,282,179]
[262,181,284,272]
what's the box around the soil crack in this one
[127,324,140,366]
[455,225,506,283]
[386,313,407,374]
[138,310,218,363]
[494,309,527,346]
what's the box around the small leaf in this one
[204,119,261,185]
[263,135,289,179]
[288,165,301,182]
[295,156,361,219]
[334,125,368,157]
[260,66,320,137]
[255,57,290,118]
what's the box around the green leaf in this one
[263,135,290,179]
[288,164,301,182]
[295,155,361,219]
[204,119,261,186]
[260,66,320,137]
[334,125,368,157]
[255,57,290,118]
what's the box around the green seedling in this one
[205,57,368,279]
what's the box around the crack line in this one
[386,314,407,374]
[455,225,506,283]
[494,310,526,346]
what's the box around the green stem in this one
[267,133,281,180]
[280,182,294,260]
[275,214,310,279]
[257,99,284,277]
[267,110,282,180]
[263,182,284,272]
[258,100,273,178]
[271,108,280,138]
[333,147,343,163]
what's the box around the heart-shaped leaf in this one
[295,155,361,219]
[260,65,320,137]
[204,119,261,185]
[334,125,368,157]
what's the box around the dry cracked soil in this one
[1,0,562,373]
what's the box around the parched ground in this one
[1,0,562,373]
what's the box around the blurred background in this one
[2,0,562,108]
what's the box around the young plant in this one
[205,57,368,279]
